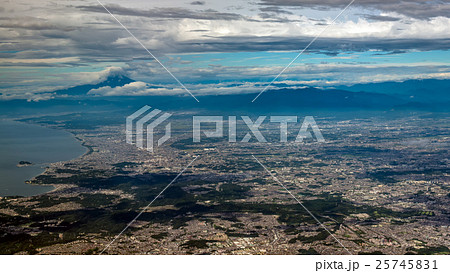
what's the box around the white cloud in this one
[0,57,79,64]
[0,0,449,100]
[88,81,182,96]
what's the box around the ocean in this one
[0,120,87,197]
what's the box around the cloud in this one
[77,4,243,21]
[2,61,449,101]
[0,57,79,65]
[84,61,450,98]
[0,17,77,31]
[87,81,265,97]
[0,0,449,101]
[190,1,206,5]
[123,56,450,85]
[93,66,129,84]
[362,14,401,22]
[259,0,450,20]
[168,36,450,55]
[0,66,130,100]
[0,91,55,102]
[88,81,156,96]
[259,6,293,15]
[1,1,449,60]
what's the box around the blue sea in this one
[0,120,87,197]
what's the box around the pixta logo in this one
[126,105,172,152]
[126,106,325,152]
[193,116,324,143]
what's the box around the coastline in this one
[32,135,93,195]
[74,136,94,156]
[26,126,92,196]
[0,119,88,197]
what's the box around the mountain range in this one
[336,79,450,104]
[2,74,449,114]
[56,74,449,110]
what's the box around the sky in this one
[0,0,449,100]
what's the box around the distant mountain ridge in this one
[56,74,134,96]
[5,74,448,112]
[199,87,405,110]
[337,79,450,103]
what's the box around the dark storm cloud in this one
[173,36,450,54]
[254,13,300,22]
[190,1,206,5]
[259,0,450,19]
[259,6,293,14]
[363,14,401,22]
[77,4,243,21]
